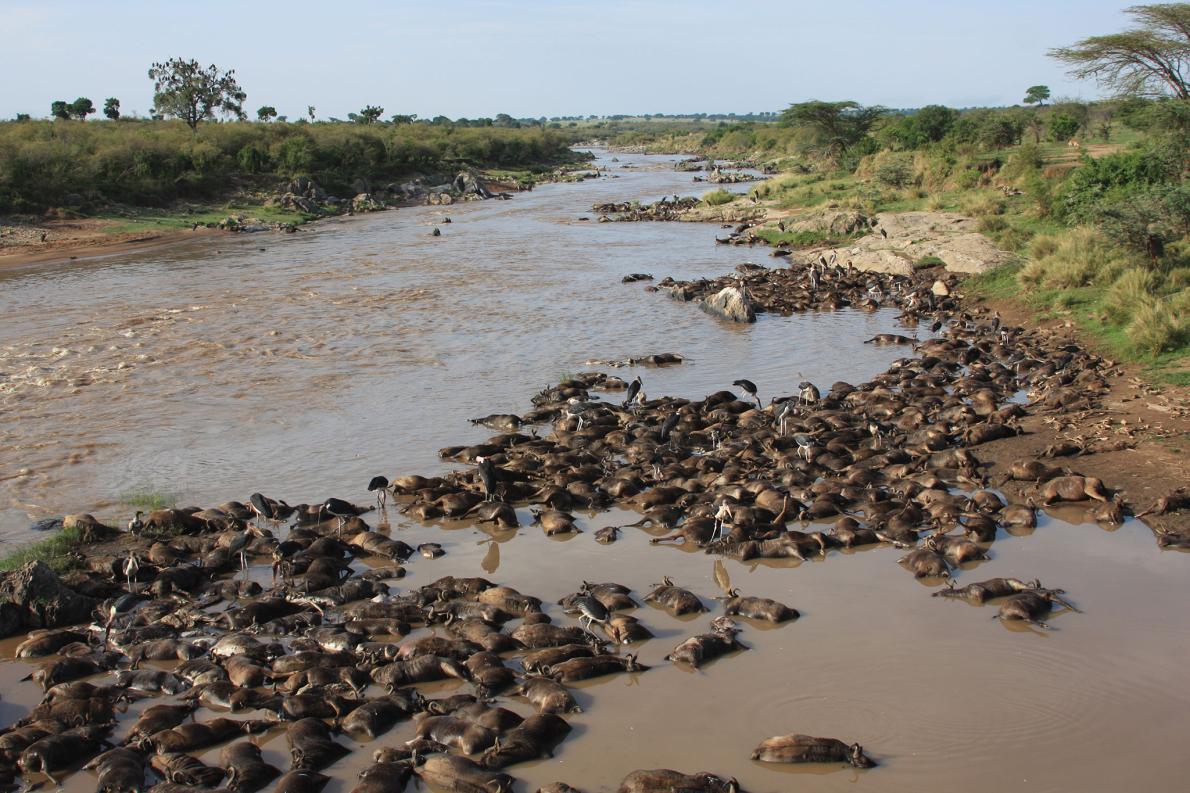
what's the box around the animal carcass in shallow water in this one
[414,755,514,793]
[545,653,647,682]
[665,629,746,669]
[84,747,146,793]
[617,769,741,793]
[995,589,1079,629]
[644,576,706,616]
[932,577,1038,604]
[751,734,876,767]
[719,591,799,622]
[513,676,581,714]
[1037,475,1109,504]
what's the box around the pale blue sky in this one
[0,1,1138,120]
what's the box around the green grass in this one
[914,255,947,270]
[0,526,86,573]
[963,262,1024,300]
[701,188,737,207]
[98,203,312,234]
[120,489,177,511]
[751,228,838,247]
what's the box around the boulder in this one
[0,561,99,638]
[453,171,493,198]
[701,286,756,323]
[351,193,385,213]
[931,279,951,297]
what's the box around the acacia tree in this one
[779,100,885,157]
[147,58,246,130]
[50,100,70,120]
[256,105,277,122]
[103,97,120,120]
[1049,4,1190,98]
[1023,85,1051,106]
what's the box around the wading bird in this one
[733,379,761,408]
[367,476,390,509]
[475,457,497,501]
[318,498,355,536]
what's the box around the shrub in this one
[1103,268,1158,322]
[961,190,1006,217]
[873,152,915,188]
[1018,227,1137,289]
[1001,144,1044,182]
[1126,297,1185,354]
[702,188,737,206]
[1048,114,1080,142]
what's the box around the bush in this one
[1104,268,1158,322]
[1126,297,1185,354]
[978,215,1009,233]
[702,188,737,206]
[1048,114,1080,142]
[0,119,577,212]
[1001,144,1044,182]
[873,152,915,188]
[961,190,1006,217]
[1018,227,1137,289]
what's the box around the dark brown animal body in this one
[721,593,798,622]
[644,578,706,616]
[933,577,1037,604]
[751,734,875,767]
[666,631,745,668]
[616,769,739,793]
[414,755,514,793]
[222,742,282,793]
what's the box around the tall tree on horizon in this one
[148,58,246,130]
[1024,85,1051,106]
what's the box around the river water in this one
[0,151,1187,793]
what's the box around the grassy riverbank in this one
[604,101,1190,380]
[0,119,581,215]
[0,526,85,572]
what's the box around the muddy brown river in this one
[0,151,1187,793]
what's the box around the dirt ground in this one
[969,294,1190,540]
[0,217,206,267]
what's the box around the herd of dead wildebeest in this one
[2,257,1186,793]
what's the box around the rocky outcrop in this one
[700,286,756,323]
[0,561,98,638]
[780,209,871,237]
[351,193,385,213]
[810,212,1010,275]
[703,166,762,184]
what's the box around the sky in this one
[0,0,1143,120]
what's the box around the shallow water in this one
[0,151,1187,793]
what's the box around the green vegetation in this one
[915,255,947,269]
[0,525,85,573]
[149,58,246,130]
[751,228,841,248]
[1049,4,1190,99]
[0,119,578,213]
[119,489,177,511]
[701,188,737,206]
[594,6,1190,373]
